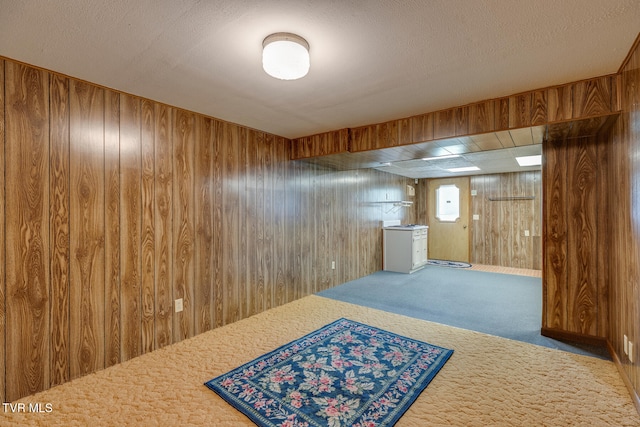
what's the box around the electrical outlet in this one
[624,335,629,355]
[331,261,336,270]
[629,342,634,363]
[524,230,530,237]
[175,298,183,313]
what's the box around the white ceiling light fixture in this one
[447,166,480,173]
[422,154,460,161]
[262,32,310,80]
[516,155,542,167]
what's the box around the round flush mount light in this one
[262,32,310,80]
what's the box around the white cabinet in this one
[383,225,428,273]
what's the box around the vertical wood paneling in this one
[49,74,70,387]
[249,130,263,315]
[212,120,224,328]
[566,138,598,335]
[572,76,612,118]
[222,122,240,325]
[194,116,214,334]
[5,63,50,400]
[0,58,427,401]
[433,109,455,139]
[263,133,275,310]
[0,59,5,403]
[140,99,155,353]
[153,103,173,348]
[274,136,288,306]
[454,106,469,136]
[547,84,573,122]
[120,93,142,361]
[411,113,433,143]
[69,80,105,378]
[172,109,195,339]
[238,126,249,317]
[469,101,495,135]
[543,139,568,330]
[470,172,541,269]
[104,89,121,366]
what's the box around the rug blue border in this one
[205,318,453,426]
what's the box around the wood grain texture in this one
[153,103,173,348]
[290,128,349,159]
[120,93,142,361]
[468,101,495,135]
[470,172,541,269]
[49,73,70,387]
[140,99,156,353]
[411,113,433,143]
[194,116,214,334]
[433,109,455,139]
[547,84,573,122]
[543,138,568,331]
[104,89,121,367]
[5,62,50,400]
[542,134,609,338]
[69,80,106,379]
[608,34,640,399]
[572,76,612,118]
[566,138,598,335]
[0,59,5,403]
[172,109,195,340]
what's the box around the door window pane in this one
[436,184,460,222]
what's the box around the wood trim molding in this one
[540,327,608,348]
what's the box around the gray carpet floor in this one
[317,265,610,359]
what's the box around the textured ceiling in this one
[0,0,639,142]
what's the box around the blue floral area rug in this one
[205,318,453,427]
[427,259,472,268]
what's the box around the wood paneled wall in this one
[292,74,618,159]
[542,135,609,338]
[470,172,542,270]
[0,59,416,401]
[608,34,640,403]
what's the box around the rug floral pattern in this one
[205,318,453,427]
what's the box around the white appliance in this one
[383,225,428,273]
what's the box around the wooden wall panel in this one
[572,76,613,118]
[543,138,568,331]
[153,103,173,348]
[212,120,224,328]
[69,80,105,379]
[608,33,640,402]
[470,172,541,269]
[0,59,4,403]
[140,99,156,353]
[542,135,609,338]
[5,63,50,401]
[222,122,240,325]
[172,109,195,339]
[566,139,598,335]
[194,116,214,334]
[49,73,70,387]
[469,101,495,135]
[104,89,121,366]
[433,109,455,139]
[0,57,422,401]
[120,94,142,361]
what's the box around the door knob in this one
[463,225,467,229]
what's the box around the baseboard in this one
[607,340,640,416]
[540,327,608,347]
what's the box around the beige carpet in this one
[4,295,639,426]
